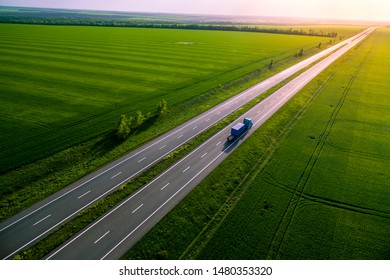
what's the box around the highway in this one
[44,28,375,259]
[0,28,373,259]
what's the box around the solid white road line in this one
[111,172,122,179]
[182,166,191,173]
[132,204,144,214]
[33,215,51,227]
[94,231,110,244]
[77,190,91,199]
[161,183,170,191]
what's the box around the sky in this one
[0,0,389,23]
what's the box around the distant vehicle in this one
[227,118,253,142]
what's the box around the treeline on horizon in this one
[0,16,339,37]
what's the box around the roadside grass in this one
[122,28,390,260]
[0,26,336,222]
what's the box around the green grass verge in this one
[121,28,390,260]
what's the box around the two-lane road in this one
[45,28,375,259]
[0,28,372,259]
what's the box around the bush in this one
[132,111,145,129]
[156,99,168,115]
[116,115,131,140]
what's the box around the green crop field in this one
[0,24,326,173]
[124,28,390,260]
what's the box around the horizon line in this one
[0,5,388,25]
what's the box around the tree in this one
[132,111,145,129]
[156,99,168,115]
[299,48,304,57]
[116,115,131,140]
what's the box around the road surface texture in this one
[0,28,373,259]
[44,28,374,259]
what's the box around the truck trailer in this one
[227,118,253,142]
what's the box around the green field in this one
[0,24,327,173]
[124,28,390,260]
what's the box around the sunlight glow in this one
[0,0,389,23]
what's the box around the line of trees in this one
[116,99,168,141]
[0,16,338,37]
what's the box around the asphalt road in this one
[0,28,373,259]
[43,28,375,259]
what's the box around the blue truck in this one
[227,118,253,142]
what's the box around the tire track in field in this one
[326,140,390,161]
[266,55,368,260]
[262,174,390,220]
[298,193,390,219]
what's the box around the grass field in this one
[0,23,327,173]
[123,28,390,260]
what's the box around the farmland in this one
[123,28,390,260]
[0,23,327,173]
[2,23,346,221]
